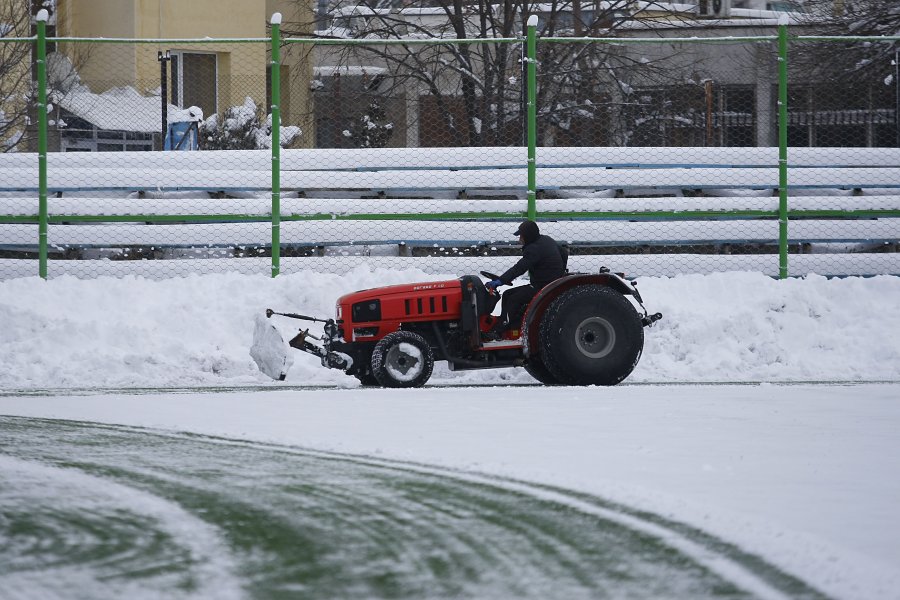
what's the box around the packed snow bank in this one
[0,269,898,389]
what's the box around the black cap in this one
[514,220,540,243]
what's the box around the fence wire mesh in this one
[58,39,276,279]
[531,38,784,278]
[784,39,900,276]
[1,29,898,280]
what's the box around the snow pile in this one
[0,268,897,390]
[201,97,300,150]
[248,314,293,380]
[636,272,900,381]
[168,106,204,123]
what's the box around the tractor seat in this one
[459,275,498,317]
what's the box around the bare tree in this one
[779,0,900,147]
[284,0,704,147]
[0,0,32,151]
[1,0,97,152]
[793,0,900,82]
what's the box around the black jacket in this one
[500,234,568,289]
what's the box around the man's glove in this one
[486,278,504,290]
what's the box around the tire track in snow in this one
[0,416,829,600]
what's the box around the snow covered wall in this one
[0,268,897,389]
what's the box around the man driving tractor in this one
[484,220,568,339]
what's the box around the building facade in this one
[31,0,313,151]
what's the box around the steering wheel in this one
[480,271,503,295]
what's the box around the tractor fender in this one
[521,273,634,358]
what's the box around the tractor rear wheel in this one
[523,354,560,385]
[371,331,435,388]
[539,285,643,386]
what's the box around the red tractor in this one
[251,268,662,387]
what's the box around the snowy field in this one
[1,268,899,599]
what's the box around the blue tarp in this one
[164,121,199,151]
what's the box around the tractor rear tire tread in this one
[539,285,643,386]
[523,355,561,385]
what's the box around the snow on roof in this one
[331,5,450,17]
[168,106,204,123]
[56,85,168,133]
[313,65,387,77]
[618,12,803,30]
[633,2,698,12]
[729,7,797,19]
[329,1,789,19]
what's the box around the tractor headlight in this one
[353,327,379,340]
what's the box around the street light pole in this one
[158,51,171,150]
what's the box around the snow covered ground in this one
[1,269,899,599]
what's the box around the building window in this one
[624,84,755,147]
[170,52,218,120]
[717,87,755,147]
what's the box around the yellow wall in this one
[56,0,137,91]
[137,0,265,38]
[133,0,267,111]
[57,0,136,37]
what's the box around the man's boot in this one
[482,318,507,342]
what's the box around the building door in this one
[171,52,217,120]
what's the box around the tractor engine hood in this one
[336,279,461,323]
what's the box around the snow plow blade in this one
[250,314,294,380]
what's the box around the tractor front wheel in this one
[355,370,380,387]
[371,331,435,388]
[539,285,644,386]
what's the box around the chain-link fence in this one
[2,16,898,280]
[1,31,285,280]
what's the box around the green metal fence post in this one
[270,13,282,278]
[777,15,789,279]
[36,9,49,279]
[526,15,538,220]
